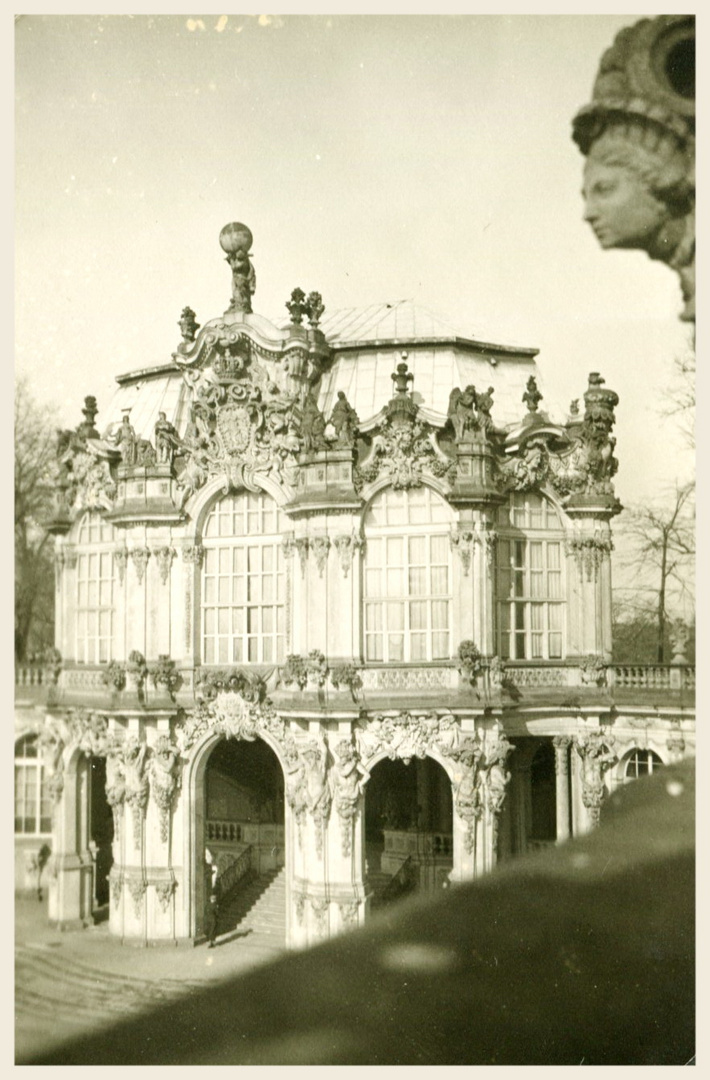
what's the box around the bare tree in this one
[15,378,58,663]
[613,483,695,663]
[662,350,695,451]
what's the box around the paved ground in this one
[15,893,286,1062]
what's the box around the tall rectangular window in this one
[363,487,452,663]
[202,492,285,665]
[75,512,116,664]
[496,494,565,660]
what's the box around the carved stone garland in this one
[449,525,480,576]
[153,546,177,585]
[332,533,364,577]
[130,547,151,585]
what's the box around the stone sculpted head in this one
[582,123,693,255]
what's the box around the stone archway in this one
[364,754,454,907]
[183,713,290,943]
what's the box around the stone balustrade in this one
[18,660,695,702]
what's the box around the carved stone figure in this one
[105,739,126,824]
[330,391,359,447]
[453,737,484,853]
[114,413,137,466]
[301,736,331,855]
[149,737,181,843]
[483,734,514,832]
[522,376,543,414]
[283,739,308,840]
[178,306,200,348]
[573,15,695,321]
[219,222,256,314]
[299,395,327,454]
[575,729,616,828]
[447,385,478,442]
[332,740,369,857]
[154,412,181,466]
[124,737,149,849]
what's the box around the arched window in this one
[201,491,286,665]
[363,486,453,663]
[76,511,117,664]
[496,492,565,660]
[15,735,51,835]
[623,748,663,781]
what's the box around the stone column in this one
[48,750,94,930]
[553,736,572,842]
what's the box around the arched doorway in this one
[200,736,286,944]
[365,756,453,908]
[528,741,557,851]
[89,756,113,917]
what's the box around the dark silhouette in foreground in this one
[25,760,694,1065]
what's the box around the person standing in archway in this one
[204,848,220,948]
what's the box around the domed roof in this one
[100,299,541,444]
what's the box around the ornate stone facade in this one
[33,222,694,950]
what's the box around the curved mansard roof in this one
[100,298,542,442]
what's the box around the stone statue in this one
[330,391,359,447]
[447,385,478,442]
[299,395,327,454]
[114,413,137,466]
[154,412,181,466]
[573,15,695,321]
[219,222,256,315]
[332,740,369,857]
[149,737,181,842]
[522,376,543,414]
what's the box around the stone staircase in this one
[220,867,286,941]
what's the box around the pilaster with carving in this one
[331,739,369,858]
[152,545,177,585]
[148,737,182,844]
[574,729,617,829]
[123,737,149,851]
[130,547,151,585]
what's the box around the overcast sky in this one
[15,12,694,508]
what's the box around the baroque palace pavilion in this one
[15,222,695,947]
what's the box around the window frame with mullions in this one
[200,490,287,666]
[15,734,52,835]
[495,491,566,661]
[75,510,117,665]
[362,485,454,664]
